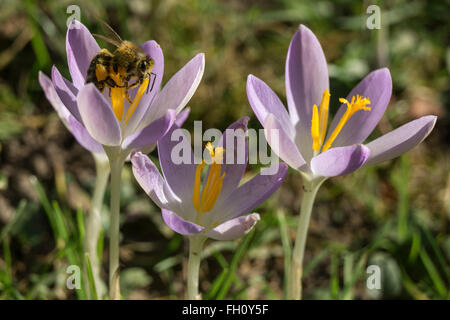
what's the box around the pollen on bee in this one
[95,65,108,81]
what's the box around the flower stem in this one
[108,156,124,300]
[287,177,323,300]
[187,236,206,300]
[84,155,109,299]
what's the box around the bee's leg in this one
[149,73,157,93]
[109,87,112,98]
[125,89,132,104]
[127,81,140,89]
[105,77,118,88]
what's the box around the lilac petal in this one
[77,84,122,146]
[310,144,370,177]
[205,213,260,241]
[326,68,392,147]
[40,72,105,154]
[157,122,197,203]
[214,117,249,206]
[264,114,306,170]
[39,72,70,126]
[136,53,205,132]
[67,115,104,153]
[246,75,295,138]
[215,163,288,221]
[365,116,437,166]
[66,20,100,89]
[175,108,190,127]
[162,209,204,235]
[123,41,164,137]
[131,152,181,209]
[285,25,329,162]
[123,109,176,149]
[51,66,82,122]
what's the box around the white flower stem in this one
[187,235,206,300]
[84,155,109,299]
[287,177,324,300]
[108,155,124,300]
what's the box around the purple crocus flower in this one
[39,20,205,156]
[131,117,288,240]
[247,25,436,179]
[39,20,205,299]
[246,24,437,300]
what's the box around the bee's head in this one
[138,58,154,76]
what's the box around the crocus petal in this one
[51,66,82,122]
[136,53,205,132]
[310,144,370,177]
[66,20,100,89]
[123,40,164,137]
[157,123,197,205]
[162,209,204,235]
[326,68,392,147]
[264,114,306,170]
[214,163,288,222]
[214,117,249,206]
[39,72,70,126]
[364,116,437,166]
[67,115,104,153]
[123,109,176,150]
[77,84,122,146]
[205,213,260,241]
[285,25,329,162]
[131,152,181,209]
[40,72,105,154]
[175,108,190,127]
[246,75,295,138]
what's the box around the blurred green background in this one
[0,0,449,299]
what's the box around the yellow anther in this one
[192,144,226,223]
[124,77,150,124]
[192,161,205,212]
[311,104,320,151]
[319,89,330,146]
[111,87,125,121]
[310,89,330,152]
[321,94,371,152]
[205,142,214,156]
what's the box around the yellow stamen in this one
[111,87,125,121]
[192,161,205,212]
[319,89,330,146]
[110,72,125,121]
[124,77,150,124]
[311,104,320,151]
[192,144,226,224]
[321,94,371,152]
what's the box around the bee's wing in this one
[92,15,123,47]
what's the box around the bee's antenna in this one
[148,73,157,93]
[92,14,123,43]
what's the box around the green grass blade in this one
[276,209,291,299]
[420,250,447,298]
[0,200,27,244]
[330,250,340,299]
[85,253,98,300]
[216,230,255,300]
[76,208,85,250]
[204,269,228,300]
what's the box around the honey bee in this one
[86,20,156,103]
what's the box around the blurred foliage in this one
[0,0,449,299]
